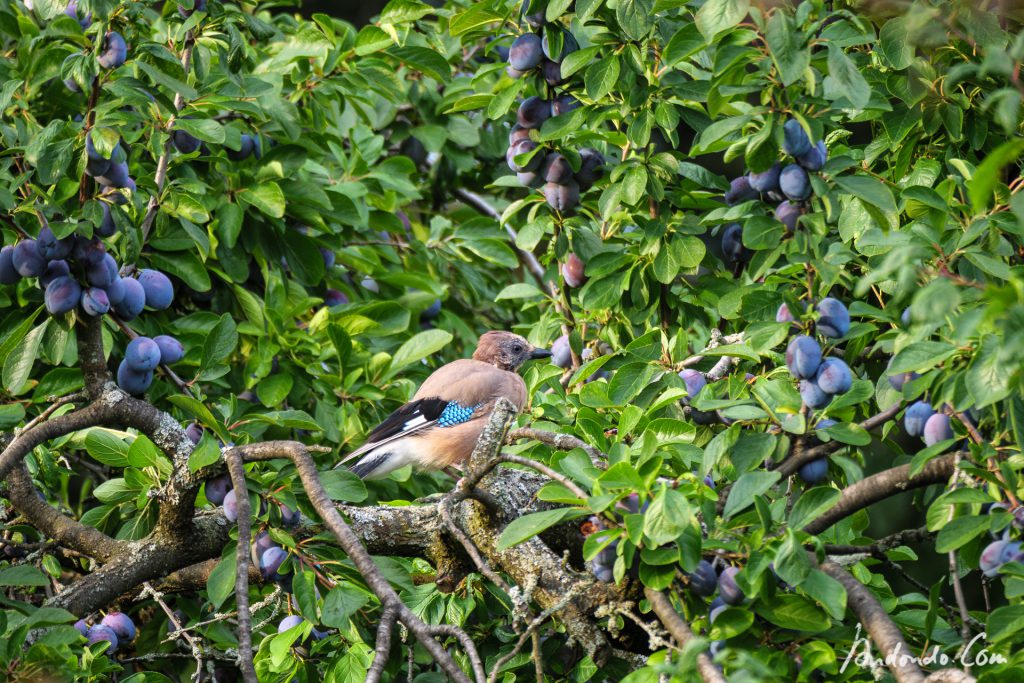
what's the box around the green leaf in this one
[585,56,620,101]
[724,471,780,518]
[497,508,587,551]
[389,329,453,374]
[238,182,285,218]
[3,319,49,395]
[756,594,831,632]
[320,470,368,503]
[206,551,236,609]
[988,604,1024,643]
[174,118,225,144]
[879,17,914,70]
[935,515,990,552]
[695,0,750,39]
[663,24,705,67]
[888,341,958,374]
[256,374,293,407]
[448,4,504,36]
[0,565,49,586]
[968,137,1024,213]
[188,434,222,473]
[766,11,808,86]
[825,44,870,108]
[800,570,847,621]
[200,314,238,370]
[322,585,370,628]
[789,487,841,530]
[616,0,654,41]
[84,429,131,468]
[643,488,693,545]
[607,362,659,404]
[834,175,897,215]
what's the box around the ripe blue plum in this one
[797,140,827,171]
[981,539,1008,577]
[561,253,586,287]
[116,359,153,395]
[816,297,850,338]
[783,118,811,157]
[904,401,934,438]
[96,204,117,237]
[678,369,707,400]
[12,240,45,277]
[87,254,118,288]
[815,357,853,394]
[798,458,829,484]
[541,59,567,85]
[173,128,201,154]
[75,620,90,638]
[80,287,110,316]
[113,277,146,320]
[279,503,301,528]
[101,612,136,643]
[126,337,162,371]
[98,31,127,69]
[687,560,718,596]
[543,180,580,213]
[507,139,541,173]
[205,474,232,505]
[508,33,543,71]
[886,357,919,390]
[185,422,203,445]
[86,624,119,653]
[320,248,335,270]
[799,379,832,409]
[96,160,131,188]
[718,566,744,605]
[65,0,92,28]
[45,276,82,315]
[575,148,604,190]
[509,125,531,145]
[138,268,174,309]
[724,176,758,205]
[785,335,822,379]
[40,260,70,287]
[776,301,802,323]
[517,170,543,187]
[721,223,747,263]
[38,227,73,260]
[104,277,126,305]
[517,96,552,129]
[775,200,800,232]
[324,289,348,307]
[223,489,238,522]
[260,546,289,581]
[747,163,781,193]
[154,335,185,364]
[541,153,573,184]
[541,31,578,62]
[73,235,106,265]
[551,335,571,369]
[278,614,304,637]
[0,246,18,284]
[922,413,953,446]
[779,164,811,201]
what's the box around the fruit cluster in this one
[117,335,184,395]
[74,611,136,656]
[722,117,828,263]
[504,3,603,213]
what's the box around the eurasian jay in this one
[339,331,551,480]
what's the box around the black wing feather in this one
[364,397,448,443]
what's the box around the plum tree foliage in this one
[0,0,1023,681]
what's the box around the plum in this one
[815,357,853,395]
[904,401,934,438]
[575,148,604,190]
[517,170,543,188]
[561,253,586,287]
[324,289,348,307]
[797,140,827,171]
[678,369,707,400]
[38,227,74,260]
[901,307,912,325]
[421,298,442,322]
[103,276,125,305]
[97,31,127,69]
[508,33,543,71]
[747,163,781,193]
[776,302,799,323]
[517,96,551,129]
[799,379,832,409]
[785,335,822,379]
[12,240,45,278]
[173,129,201,154]
[74,619,90,637]
[506,139,541,173]
[981,539,1008,577]
[86,624,119,653]
[509,125,531,145]
[816,297,850,338]
[775,200,800,232]
[126,337,161,371]
[543,180,580,212]
[541,59,567,85]
[179,0,207,17]
[783,118,811,157]
[541,31,578,62]
[551,94,581,117]
[278,614,304,636]
[101,612,136,643]
[279,503,301,528]
[551,335,571,369]
[223,489,238,522]
[923,413,953,446]
[886,357,919,390]
[724,176,759,205]
[138,268,174,309]
[998,540,1024,566]
[718,566,744,605]
[116,359,153,395]
[80,287,110,316]
[65,0,92,28]
[541,153,573,184]
[687,559,718,597]
[73,235,106,266]
[154,335,185,364]
[96,204,118,237]
[320,248,335,270]
[96,161,131,189]
[260,546,288,581]
[721,223,747,263]
[205,474,232,505]
[185,422,204,445]
[779,164,811,201]
[227,134,259,161]
[0,246,19,284]
[45,276,81,315]
[40,260,71,287]
[798,458,829,484]
[113,277,146,320]
[87,254,118,288]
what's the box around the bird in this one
[339,331,552,480]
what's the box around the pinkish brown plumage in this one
[339,331,551,479]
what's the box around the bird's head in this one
[473,331,551,372]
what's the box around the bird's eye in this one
[512,344,523,354]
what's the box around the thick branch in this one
[803,455,957,535]
[225,450,257,683]
[643,588,726,683]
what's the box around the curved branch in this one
[0,402,112,483]
[506,427,607,468]
[366,606,398,683]
[225,449,257,683]
[803,455,957,535]
[820,562,925,683]
[643,588,726,683]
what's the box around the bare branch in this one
[224,449,257,683]
[506,427,607,468]
[643,588,727,683]
[366,606,399,683]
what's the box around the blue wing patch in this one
[437,401,482,427]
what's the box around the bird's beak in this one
[530,348,552,360]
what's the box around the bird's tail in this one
[341,440,419,480]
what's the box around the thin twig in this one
[366,606,399,683]
[141,582,206,682]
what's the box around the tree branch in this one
[224,449,257,683]
[643,588,726,683]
